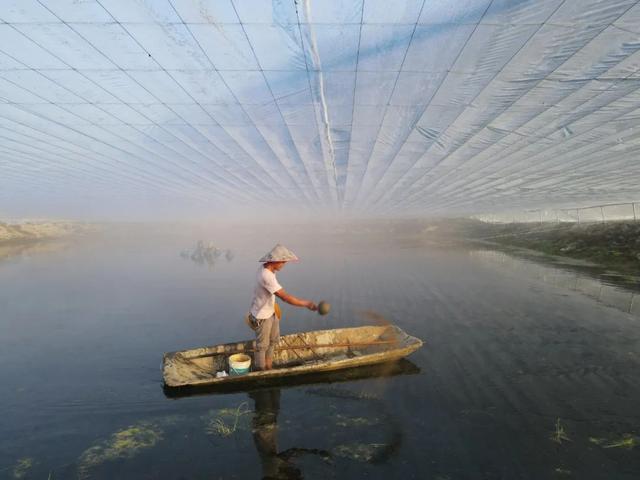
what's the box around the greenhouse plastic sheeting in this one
[1,0,640,217]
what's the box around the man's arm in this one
[275,289,317,311]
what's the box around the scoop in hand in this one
[317,301,331,315]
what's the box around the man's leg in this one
[254,316,273,371]
[265,315,280,370]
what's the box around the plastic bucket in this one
[228,353,252,376]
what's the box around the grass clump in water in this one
[334,414,379,428]
[590,434,636,449]
[77,422,163,479]
[333,443,386,463]
[12,458,34,479]
[204,402,250,437]
[551,418,571,444]
[554,467,571,476]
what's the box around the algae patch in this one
[77,422,163,478]
[334,414,379,428]
[333,443,386,462]
[306,387,379,401]
[12,458,34,479]
[554,467,571,476]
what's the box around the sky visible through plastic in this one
[1,0,640,219]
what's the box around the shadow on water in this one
[249,388,328,480]
[163,358,420,398]
[164,361,418,479]
[247,383,405,479]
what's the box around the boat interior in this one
[163,325,420,387]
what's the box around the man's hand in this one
[276,289,318,311]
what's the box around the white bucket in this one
[228,353,251,375]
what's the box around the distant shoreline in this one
[0,221,94,245]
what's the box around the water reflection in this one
[249,388,331,479]
[164,361,418,478]
[248,380,408,479]
[163,359,420,398]
[471,249,640,317]
[0,240,68,264]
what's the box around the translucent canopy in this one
[1,0,640,218]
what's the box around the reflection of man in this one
[249,389,301,480]
[248,244,318,371]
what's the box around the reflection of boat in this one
[164,358,420,398]
[162,325,423,390]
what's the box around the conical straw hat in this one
[259,244,299,262]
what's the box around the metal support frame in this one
[478,201,640,224]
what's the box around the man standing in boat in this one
[248,244,317,371]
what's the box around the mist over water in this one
[1,223,639,479]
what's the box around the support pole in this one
[633,202,637,222]
[600,206,605,223]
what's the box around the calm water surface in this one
[1,230,639,479]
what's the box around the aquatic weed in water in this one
[205,402,251,437]
[551,418,571,444]
[590,434,636,449]
[554,467,571,476]
[334,414,380,427]
[333,443,387,463]
[305,386,380,401]
[77,422,163,479]
[12,457,34,479]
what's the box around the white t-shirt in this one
[249,266,283,319]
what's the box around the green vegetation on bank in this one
[461,220,640,273]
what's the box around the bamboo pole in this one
[280,335,306,363]
[296,332,323,361]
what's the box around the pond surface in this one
[1,229,639,479]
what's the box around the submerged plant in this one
[589,437,604,446]
[554,467,571,476]
[551,418,571,444]
[590,434,636,449]
[333,443,386,463]
[12,458,34,479]
[334,414,379,427]
[205,402,251,437]
[77,422,163,479]
[604,437,636,449]
[306,387,379,401]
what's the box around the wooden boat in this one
[163,325,423,388]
